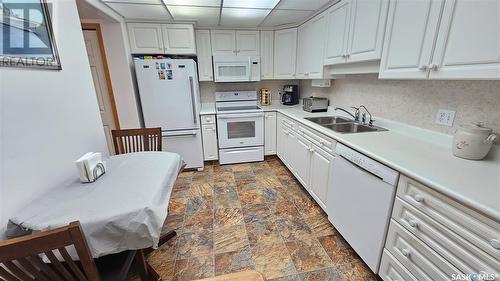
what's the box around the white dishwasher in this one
[327,143,399,274]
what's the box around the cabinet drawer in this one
[380,250,418,281]
[279,115,295,130]
[397,175,500,260]
[393,198,500,275]
[201,114,216,125]
[386,220,462,280]
[297,125,336,154]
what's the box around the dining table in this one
[7,151,184,268]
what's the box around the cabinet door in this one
[291,134,311,188]
[274,28,297,79]
[347,0,389,63]
[379,0,444,79]
[211,30,236,56]
[236,30,260,56]
[309,144,334,210]
[307,14,327,78]
[260,31,274,79]
[430,0,500,80]
[162,24,196,55]
[195,30,213,81]
[277,117,286,161]
[264,112,277,155]
[324,0,351,65]
[295,23,309,79]
[202,124,218,161]
[127,23,163,54]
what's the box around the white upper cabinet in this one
[296,14,327,79]
[260,31,274,79]
[324,0,388,65]
[430,0,500,80]
[324,1,351,65]
[162,24,196,55]
[128,23,164,54]
[274,28,297,79]
[211,30,259,56]
[379,0,444,79]
[347,0,389,62]
[211,30,237,56]
[236,31,260,56]
[195,30,213,81]
[128,23,196,55]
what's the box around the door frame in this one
[81,23,120,129]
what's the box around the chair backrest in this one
[0,221,100,281]
[111,127,162,155]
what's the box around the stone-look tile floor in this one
[141,157,380,281]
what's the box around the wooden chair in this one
[111,128,162,155]
[0,221,132,281]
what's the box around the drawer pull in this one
[413,194,424,203]
[490,239,500,250]
[400,248,411,257]
[407,219,419,228]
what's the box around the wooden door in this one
[306,14,327,78]
[83,28,119,154]
[260,31,274,79]
[379,0,444,79]
[195,30,214,81]
[324,0,351,65]
[162,24,196,55]
[211,30,236,56]
[430,0,500,80]
[264,112,277,155]
[291,133,311,189]
[310,144,334,210]
[347,0,389,63]
[127,23,163,54]
[273,28,297,79]
[236,30,260,56]
[202,124,218,160]
[295,23,309,79]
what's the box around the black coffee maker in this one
[280,85,299,105]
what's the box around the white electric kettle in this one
[453,122,497,160]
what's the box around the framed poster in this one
[0,0,61,69]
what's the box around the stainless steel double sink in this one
[304,116,387,134]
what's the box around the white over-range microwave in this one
[213,56,260,82]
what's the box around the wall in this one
[0,0,108,237]
[199,80,298,103]
[301,74,500,138]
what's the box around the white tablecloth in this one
[7,151,183,258]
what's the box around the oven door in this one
[217,112,264,148]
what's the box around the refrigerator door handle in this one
[162,130,198,137]
[188,76,197,124]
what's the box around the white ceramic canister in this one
[453,122,497,160]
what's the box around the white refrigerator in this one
[134,58,203,169]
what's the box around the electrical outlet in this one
[435,109,456,126]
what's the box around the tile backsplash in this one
[300,74,500,140]
[199,80,297,103]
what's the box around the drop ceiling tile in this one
[106,3,172,20]
[102,0,162,4]
[275,0,331,11]
[223,0,280,9]
[163,0,221,7]
[260,9,312,26]
[168,6,220,26]
[220,8,271,27]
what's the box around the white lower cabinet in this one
[275,113,336,211]
[264,112,277,155]
[309,143,334,210]
[201,116,218,161]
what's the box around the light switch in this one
[435,109,456,126]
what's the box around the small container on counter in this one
[453,122,497,160]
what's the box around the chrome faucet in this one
[358,105,374,126]
[334,107,357,120]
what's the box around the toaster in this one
[303,97,329,112]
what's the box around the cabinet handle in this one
[400,248,411,257]
[308,147,314,152]
[413,193,424,203]
[490,239,500,250]
[407,218,419,228]
[419,65,428,71]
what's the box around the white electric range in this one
[215,91,264,164]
